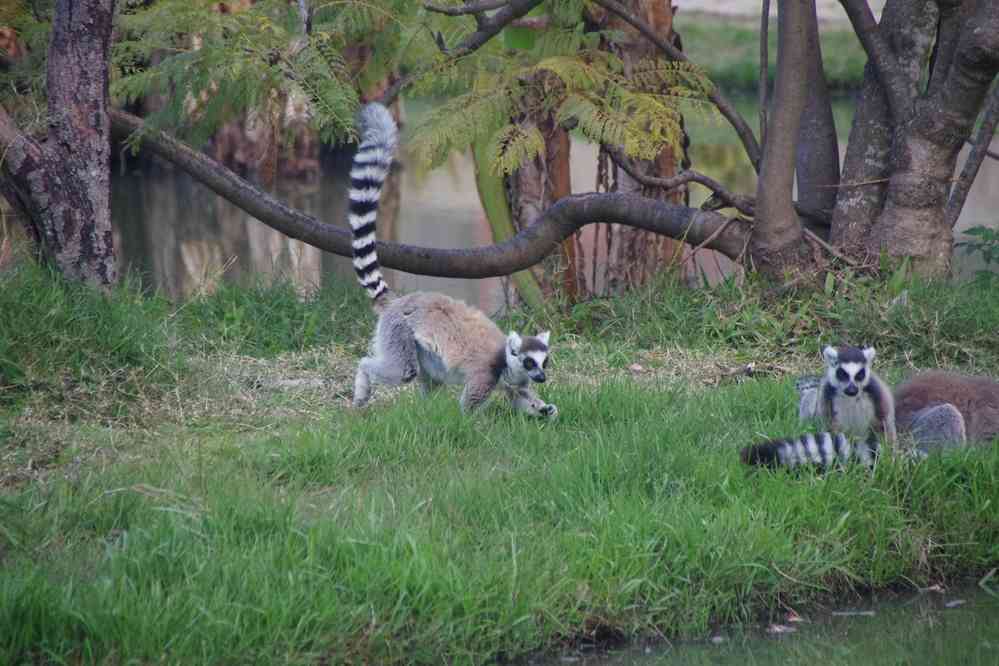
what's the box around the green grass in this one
[2,265,999,663]
[2,381,997,664]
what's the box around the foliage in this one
[407,38,715,175]
[956,225,999,273]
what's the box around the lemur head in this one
[822,344,876,397]
[506,331,551,383]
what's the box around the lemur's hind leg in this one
[352,316,419,408]
[909,403,967,452]
[796,375,822,422]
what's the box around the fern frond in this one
[407,90,513,172]
[488,124,545,175]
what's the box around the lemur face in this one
[506,331,551,383]
[823,345,876,397]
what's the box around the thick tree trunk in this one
[794,2,838,239]
[751,0,810,276]
[0,0,117,286]
[869,6,999,274]
[830,0,938,256]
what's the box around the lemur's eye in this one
[836,368,849,382]
[855,368,866,382]
[523,358,536,370]
[542,357,549,369]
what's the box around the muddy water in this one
[548,584,999,666]
[111,99,999,308]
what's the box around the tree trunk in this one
[794,1,838,239]
[751,0,810,277]
[869,5,999,274]
[0,0,117,286]
[830,0,939,257]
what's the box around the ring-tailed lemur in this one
[742,344,999,469]
[348,103,557,418]
[741,345,892,470]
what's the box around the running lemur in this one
[742,344,999,469]
[348,103,557,417]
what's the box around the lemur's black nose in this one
[844,385,858,396]
[534,371,546,383]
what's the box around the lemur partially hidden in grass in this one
[741,344,999,470]
[348,103,557,418]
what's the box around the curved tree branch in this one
[592,0,762,171]
[109,109,749,277]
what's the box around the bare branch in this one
[380,0,543,105]
[837,0,910,121]
[109,109,750,276]
[295,0,311,35]
[759,0,770,147]
[947,85,999,228]
[592,0,762,171]
[424,0,510,15]
[605,143,830,226]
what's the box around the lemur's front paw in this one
[540,403,558,419]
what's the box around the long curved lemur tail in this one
[740,431,878,470]
[348,103,398,305]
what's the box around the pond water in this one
[545,583,999,666]
[111,98,999,310]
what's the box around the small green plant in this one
[956,225,999,268]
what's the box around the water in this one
[551,584,999,666]
[111,98,999,308]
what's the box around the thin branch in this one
[424,0,509,15]
[109,109,750,276]
[837,0,909,122]
[803,228,859,266]
[966,138,999,161]
[605,144,830,227]
[947,84,999,228]
[295,0,312,35]
[380,0,543,105]
[759,0,770,148]
[592,0,762,171]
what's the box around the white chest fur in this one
[833,393,877,437]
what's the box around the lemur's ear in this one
[822,346,839,366]
[862,346,876,364]
[537,331,550,346]
[507,332,523,355]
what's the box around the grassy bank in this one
[2,262,998,664]
[680,12,867,92]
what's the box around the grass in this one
[1,262,999,664]
[680,12,868,92]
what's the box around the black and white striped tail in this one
[349,103,398,304]
[740,432,879,470]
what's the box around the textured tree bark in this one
[504,103,575,299]
[109,110,749,277]
[0,0,117,286]
[751,0,811,276]
[869,6,999,274]
[595,0,688,295]
[830,0,938,256]
[794,1,838,239]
